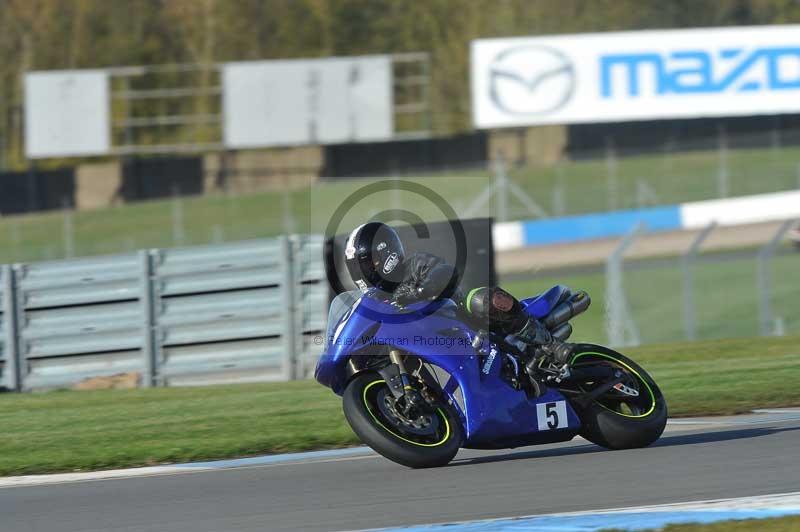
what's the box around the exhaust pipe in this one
[551,322,573,341]
[543,291,591,330]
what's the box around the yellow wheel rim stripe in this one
[570,352,657,418]
[362,380,451,448]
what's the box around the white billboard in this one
[472,25,800,128]
[223,55,393,148]
[25,70,110,158]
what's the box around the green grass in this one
[607,515,800,531]
[1,334,799,476]
[502,248,800,344]
[626,335,800,417]
[526,143,800,216]
[1,144,799,264]
[0,380,356,476]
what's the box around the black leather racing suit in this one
[390,252,552,347]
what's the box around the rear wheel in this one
[342,372,463,468]
[569,345,667,450]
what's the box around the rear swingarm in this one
[570,376,624,410]
[560,364,622,410]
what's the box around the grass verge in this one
[1,334,798,476]
[611,515,800,531]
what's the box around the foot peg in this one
[546,342,575,366]
[523,357,547,398]
[523,342,575,395]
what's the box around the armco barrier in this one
[0,236,327,391]
[1,266,14,389]
[17,253,145,390]
[293,235,329,379]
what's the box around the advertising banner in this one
[472,25,800,128]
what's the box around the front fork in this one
[378,349,426,413]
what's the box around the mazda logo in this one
[489,45,575,116]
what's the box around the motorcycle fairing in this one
[315,291,581,446]
[520,284,572,320]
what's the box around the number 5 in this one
[537,400,566,431]
[546,402,559,429]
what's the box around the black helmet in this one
[345,222,406,293]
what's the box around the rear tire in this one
[342,372,463,468]
[571,346,667,450]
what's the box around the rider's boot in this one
[508,320,562,397]
[463,286,575,390]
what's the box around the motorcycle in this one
[315,285,667,468]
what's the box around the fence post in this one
[605,137,619,211]
[605,223,644,347]
[140,249,159,387]
[494,151,509,223]
[211,224,224,244]
[62,197,75,259]
[681,222,716,341]
[756,219,795,336]
[796,162,800,189]
[281,236,297,380]
[464,152,546,220]
[716,124,730,198]
[171,186,185,245]
[635,179,660,208]
[1,265,21,391]
[552,163,566,217]
[390,181,402,213]
[282,186,296,236]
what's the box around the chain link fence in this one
[1,128,800,264]
[604,220,800,347]
[0,128,798,353]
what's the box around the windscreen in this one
[325,290,361,348]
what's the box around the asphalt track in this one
[3,410,800,532]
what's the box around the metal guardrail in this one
[0,235,326,391]
[1,266,11,389]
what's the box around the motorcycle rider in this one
[342,222,574,369]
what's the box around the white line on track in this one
[668,413,800,426]
[347,491,800,532]
[2,408,799,490]
[0,449,378,489]
[667,417,800,425]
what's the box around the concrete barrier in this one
[494,190,800,251]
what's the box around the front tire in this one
[342,372,463,468]
[570,345,667,450]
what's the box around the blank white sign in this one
[25,70,110,158]
[222,55,393,148]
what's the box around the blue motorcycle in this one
[315,286,667,468]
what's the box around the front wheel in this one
[342,372,463,468]
[568,345,667,450]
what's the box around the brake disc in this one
[377,389,440,436]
